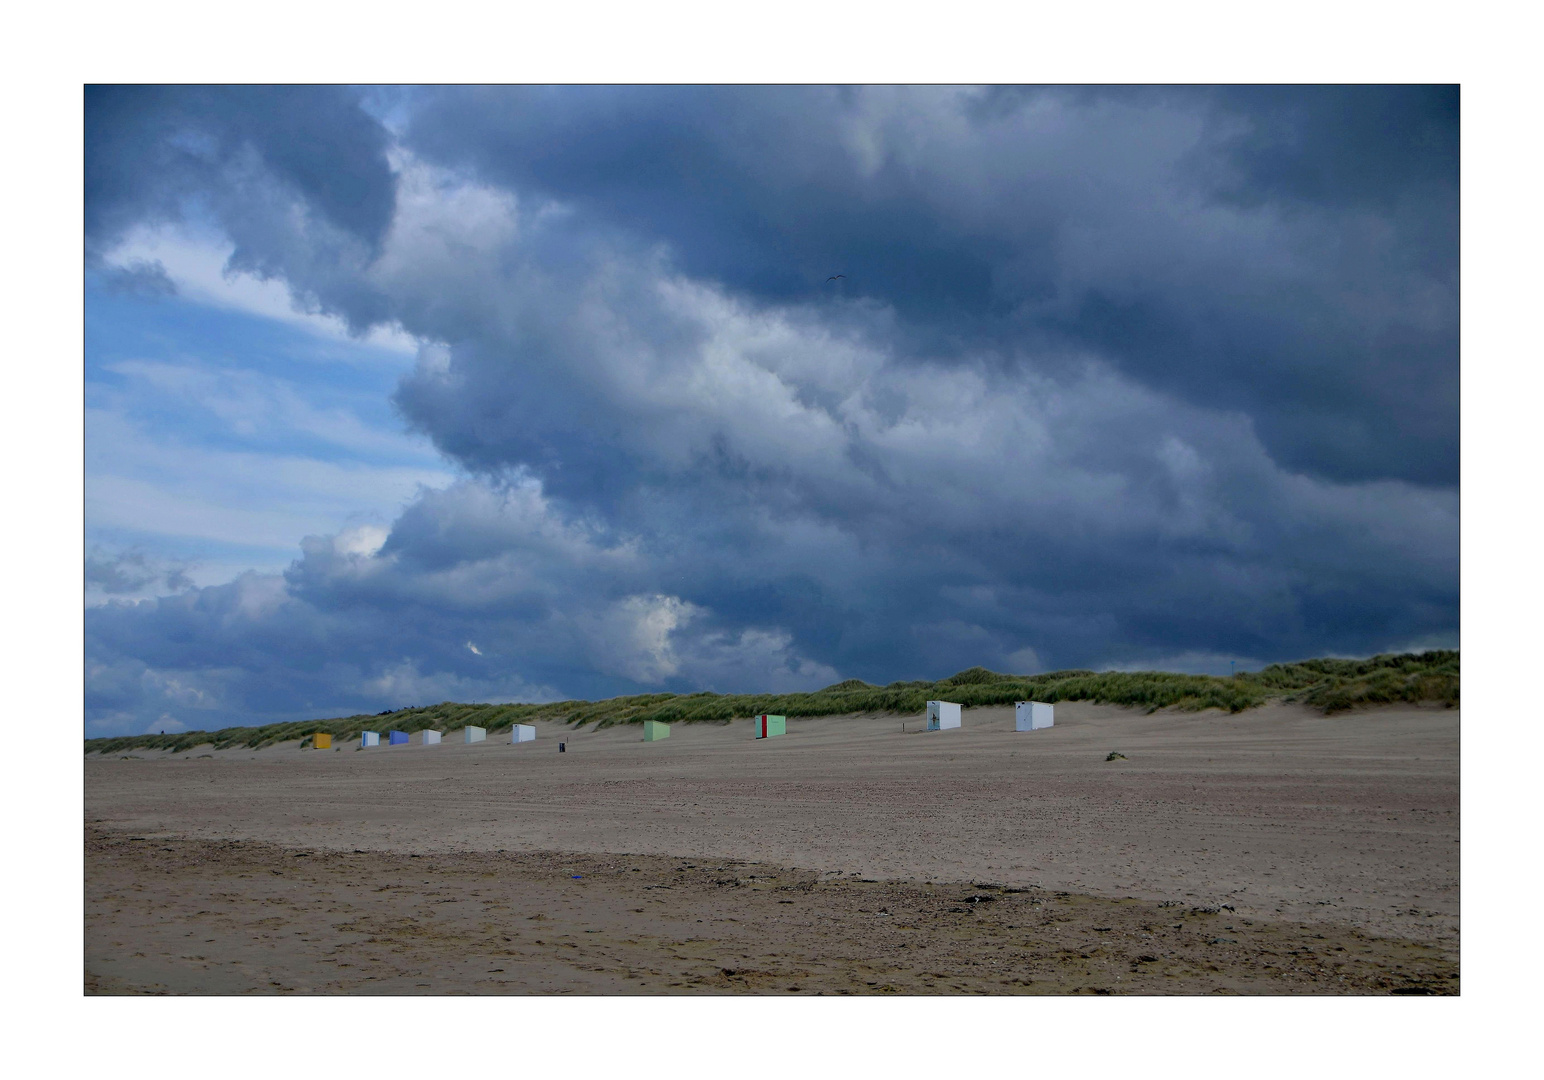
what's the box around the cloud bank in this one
[83,85,1459,734]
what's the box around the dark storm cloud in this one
[404,85,1457,485]
[85,84,399,328]
[86,84,397,249]
[83,86,1459,734]
[378,232,1454,682]
[1197,85,1459,211]
[97,257,178,298]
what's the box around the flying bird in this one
[825,274,846,283]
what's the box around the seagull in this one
[825,274,846,283]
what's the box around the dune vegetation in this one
[84,650,1458,755]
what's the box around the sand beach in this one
[85,701,1458,994]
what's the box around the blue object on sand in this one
[571,875,582,879]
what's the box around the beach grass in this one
[84,649,1457,755]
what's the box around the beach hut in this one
[388,731,409,746]
[422,730,442,745]
[312,733,332,750]
[755,714,786,739]
[643,720,670,742]
[926,701,961,731]
[464,726,486,744]
[361,731,380,747]
[1015,701,1054,732]
[511,725,536,744]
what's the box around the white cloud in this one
[581,593,837,692]
[1005,646,1043,674]
[1378,632,1459,654]
[287,478,642,613]
[149,714,188,735]
[334,524,390,559]
[363,658,560,707]
[590,594,698,684]
[673,626,841,695]
[1096,651,1264,677]
[99,223,419,357]
[142,669,215,708]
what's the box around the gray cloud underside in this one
[85,546,194,595]
[84,86,1458,733]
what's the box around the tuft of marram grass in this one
[84,650,1457,754]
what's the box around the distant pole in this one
[1230,660,1235,676]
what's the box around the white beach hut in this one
[511,725,536,744]
[926,701,962,731]
[360,731,380,747]
[422,730,442,745]
[1015,701,1054,732]
[464,726,486,744]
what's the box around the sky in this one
[82,84,1459,736]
